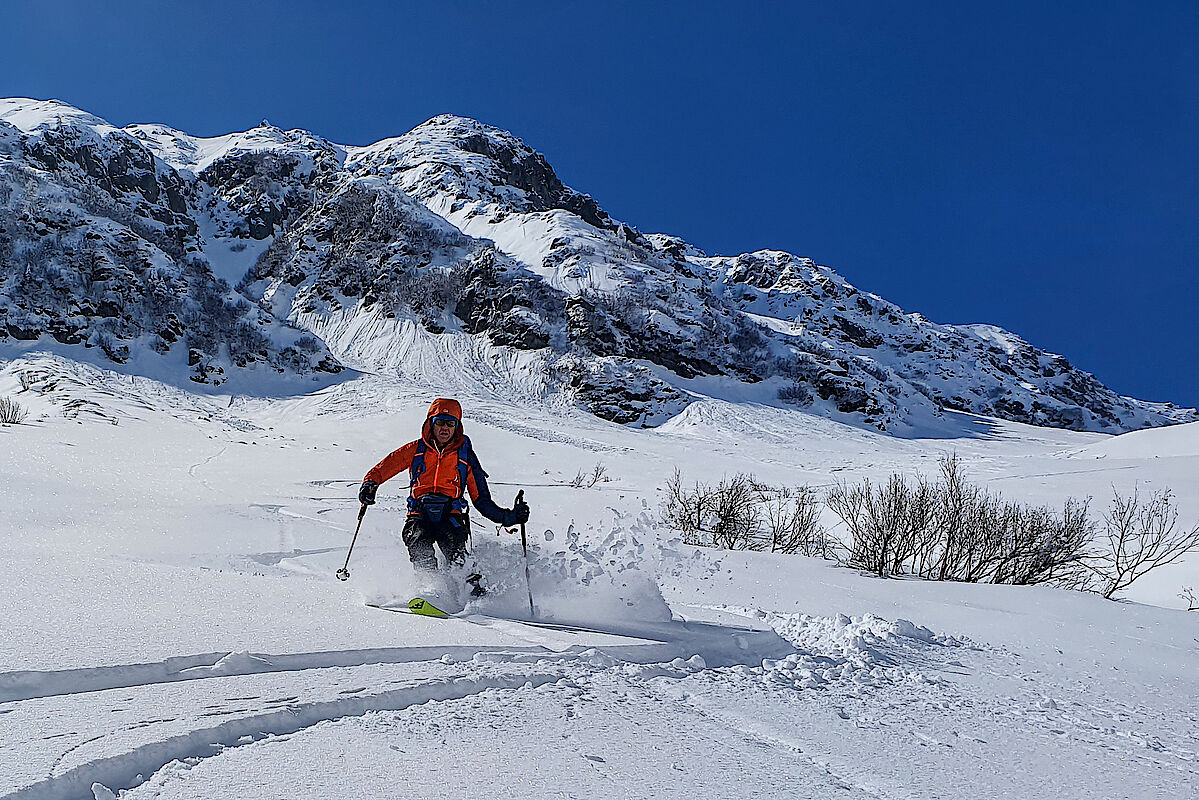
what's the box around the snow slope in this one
[1,354,1196,799]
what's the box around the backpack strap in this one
[409,440,427,488]
[452,437,473,513]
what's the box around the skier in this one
[358,398,529,578]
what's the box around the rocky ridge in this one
[0,99,342,388]
[1,98,1193,432]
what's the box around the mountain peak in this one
[0,97,118,136]
[347,112,638,243]
[412,113,521,140]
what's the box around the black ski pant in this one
[401,513,470,571]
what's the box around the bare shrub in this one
[708,474,763,551]
[990,497,1095,587]
[0,397,28,425]
[664,468,710,545]
[395,264,467,322]
[752,482,836,557]
[1087,488,1199,600]
[828,455,1094,586]
[1180,587,1198,611]
[927,454,986,580]
[663,470,762,550]
[569,462,609,489]
[586,288,650,336]
[827,474,933,577]
[777,381,812,406]
[294,335,322,354]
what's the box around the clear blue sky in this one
[3,1,1196,408]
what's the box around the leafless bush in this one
[396,264,467,321]
[777,381,812,406]
[827,473,934,577]
[1087,488,1199,600]
[752,481,837,557]
[569,462,609,489]
[1180,587,1198,611]
[664,469,709,545]
[990,497,1095,587]
[828,455,1094,586]
[0,397,28,425]
[585,288,650,336]
[663,470,762,550]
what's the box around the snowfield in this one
[1,353,1197,799]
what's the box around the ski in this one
[365,601,586,635]
[367,597,452,617]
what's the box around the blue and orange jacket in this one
[363,398,507,524]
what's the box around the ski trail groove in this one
[0,646,551,703]
[0,618,791,703]
[185,446,227,489]
[2,673,561,800]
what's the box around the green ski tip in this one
[407,597,450,617]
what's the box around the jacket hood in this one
[421,397,464,450]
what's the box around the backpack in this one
[407,436,474,519]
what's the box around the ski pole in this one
[516,489,535,617]
[336,503,368,581]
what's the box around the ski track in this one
[1,612,936,798]
[2,642,767,800]
[70,666,879,800]
[4,608,1196,799]
[3,671,563,800]
[0,645,556,704]
[184,446,227,487]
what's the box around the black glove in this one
[500,497,530,527]
[359,480,378,506]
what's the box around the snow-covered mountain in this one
[1,98,1193,432]
[0,99,343,390]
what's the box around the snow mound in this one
[1070,420,1199,460]
[0,97,119,136]
[727,608,967,692]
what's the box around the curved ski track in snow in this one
[3,672,562,800]
[0,645,551,704]
[0,620,790,800]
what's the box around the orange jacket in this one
[364,398,505,522]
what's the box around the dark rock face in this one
[242,177,481,338]
[0,111,343,388]
[199,147,333,240]
[23,122,194,241]
[550,355,689,426]
[455,130,643,243]
[454,253,557,351]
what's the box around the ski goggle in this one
[431,416,458,428]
